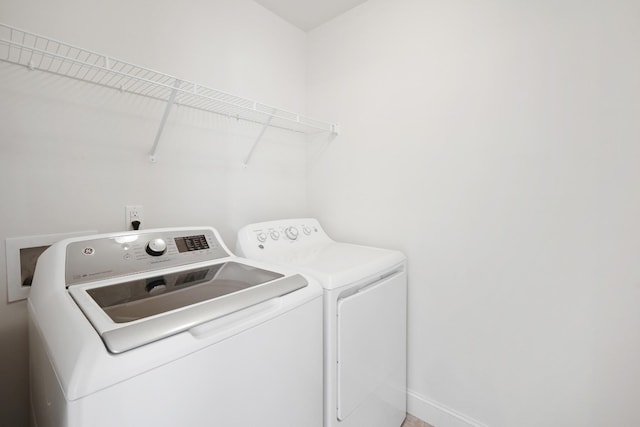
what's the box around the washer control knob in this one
[256,232,267,243]
[302,226,311,235]
[270,231,280,240]
[285,226,299,240]
[146,238,167,256]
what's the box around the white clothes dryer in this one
[29,226,323,427]
[237,218,407,427]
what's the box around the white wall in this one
[3,1,640,426]
[307,1,640,426]
[0,1,309,425]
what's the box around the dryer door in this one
[336,269,407,421]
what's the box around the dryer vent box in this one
[5,230,96,302]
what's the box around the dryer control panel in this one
[236,218,332,257]
[65,228,230,286]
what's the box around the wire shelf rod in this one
[0,22,338,147]
[2,42,335,132]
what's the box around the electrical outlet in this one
[125,205,144,230]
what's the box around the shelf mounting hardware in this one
[243,111,274,167]
[149,79,182,163]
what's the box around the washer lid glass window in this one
[87,262,284,322]
[68,261,309,353]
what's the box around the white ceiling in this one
[254,0,369,31]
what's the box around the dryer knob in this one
[285,226,299,240]
[146,238,167,256]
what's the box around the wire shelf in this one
[0,22,338,135]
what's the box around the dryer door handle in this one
[337,268,405,303]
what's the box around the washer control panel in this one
[65,228,229,286]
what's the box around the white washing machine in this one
[237,218,407,427]
[28,226,323,427]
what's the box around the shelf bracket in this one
[149,79,182,163]
[243,113,274,167]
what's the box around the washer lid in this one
[269,242,405,290]
[69,261,308,353]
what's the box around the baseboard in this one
[407,389,489,427]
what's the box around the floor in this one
[402,414,434,427]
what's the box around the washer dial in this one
[146,238,167,256]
